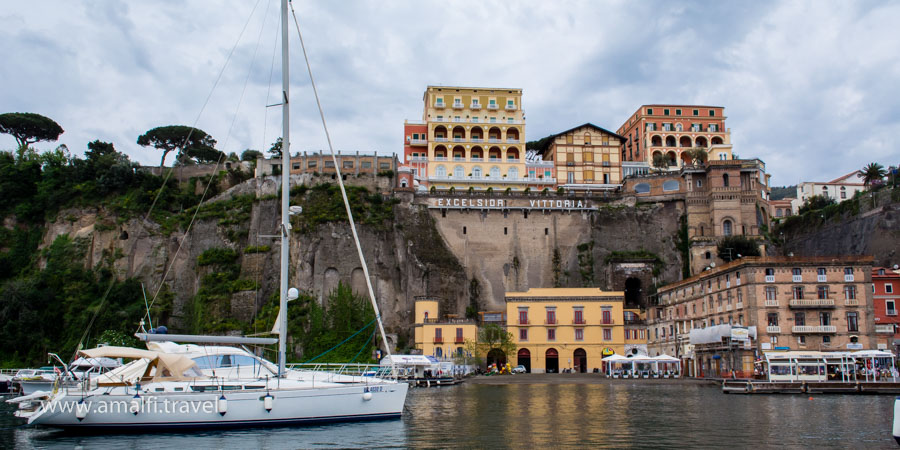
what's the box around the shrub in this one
[243,245,271,254]
[198,248,238,266]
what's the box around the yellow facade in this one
[505,288,627,373]
[413,298,478,360]
[543,124,625,188]
[419,86,554,191]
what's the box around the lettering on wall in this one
[429,197,596,211]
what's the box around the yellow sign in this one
[601,347,615,357]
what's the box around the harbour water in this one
[1,380,894,448]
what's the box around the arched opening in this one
[651,135,662,146]
[695,136,708,147]
[433,125,448,140]
[472,166,483,178]
[487,348,507,369]
[507,166,519,179]
[506,147,520,161]
[400,179,408,188]
[435,347,443,358]
[471,146,484,160]
[434,145,447,159]
[624,277,642,308]
[723,173,730,187]
[452,145,465,160]
[452,126,465,140]
[470,126,484,141]
[666,151,677,166]
[517,348,531,373]
[681,151,693,165]
[651,151,663,163]
[488,127,502,142]
[676,123,683,132]
[711,136,723,145]
[488,146,502,161]
[506,127,520,142]
[574,348,587,373]
[435,165,447,177]
[679,136,692,148]
[665,136,676,147]
[545,348,559,373]
[453,165,464,178]
[723,219,733,236]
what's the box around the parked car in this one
[512,365,527,374]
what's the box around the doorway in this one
[574,348,587,373]
[545,348,559,373]
[517,348,531,373]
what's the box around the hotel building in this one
[791,171,866,214]
[617,105,733,176]
[413,297,478,360]
[535,123,625,192]
[648,256,875,377]
[873,266,900,351]
[403,86,556,191]
[505,288,632,373]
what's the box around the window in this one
[603,328,612,340]
[490,166,500,178]
[472,166,482,178]
[518,309,528,325]
[647,108,653,115]
[664,109,670,116]
[435,328,442,340]
[722,220,733,236]
[675,109,682,115]
[709,124,719,132]
[583,170,594,181]
[519,328,528,341]
[844,285,856,300]
[634,183,650,193]
[602,310,612,324]
[547,328,556,341]
[709,109,715,117]
[697,179,703,188]
[817,286,828,299]
[847,312,859,332]
[794,312,805,326]
[343,160,353,169]
[546,309,556,324]
[584,133,592,145]
[575,328,584,341]
[507,167,518,178]
[792,286,804,300]
[308,160,317,168]
[324,161,335,168]
[583,151,593,162]
[887,284,894,294]
[822,336,831,345]
[798,336,806,345]
[292,163,300,170]
[820,312,831,326]
[723,173,730,187]
[567,172,575,183]
[361,161,372,168]
[888,300,897,316]
[453,166,464,178]
[844,267,854,281]
[574,308,584,324]
[693,109,699,116]
[840,187,847,199]
[766,287,777,301]
[379,162,390,169]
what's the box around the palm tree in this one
[859,162,886,188]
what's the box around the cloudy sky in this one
[2,0,899,185]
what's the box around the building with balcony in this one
[505,288,630,373]
[617,105,734,172]
[769,198,795,220]
[413,297,478,360]
[647,256,876,378]
[403,86,554,191]
[873,266,900,351]
[622,158,772,275]
[791,171,866,214]
[534,123,626,192]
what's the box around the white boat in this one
[15,357,121,396]
[7,0,408,428]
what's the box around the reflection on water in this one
[2,383,895,448]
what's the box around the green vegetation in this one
[464,323,516,367]
[576,241,595,286]
[244,245,271,254]
[798,194,835,215]
[769,185,797,201]
[197,247,239,266]
[291,183,399,233]
[859,162,885,187]
[552,247,562,287]
[466,277,481,319]
[716,235,761,262]
[605,249,664,276]
[0,112,64,157]
[674,215,691,279]
[185,246,256,334]
[137,125,220,167]
[525,134,554,155]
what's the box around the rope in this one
[289,0,397,377]
[350,330,376,363]
[301,318,376,364]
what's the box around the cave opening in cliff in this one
[624,277,642,308]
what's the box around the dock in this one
[723,380,900,394]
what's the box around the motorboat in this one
[15,357,120,396]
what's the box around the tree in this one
[136,125,218,167]
[241,149,263,161]
[859,162,886,188]
[0,112,64,157]
[466,323,516,368]
[652,153,668,171]
[717,235,761,262]
[798,194,835,214]
[268,137,283,158]
[687,148,708,165]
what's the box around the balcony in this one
[452,102,464,109]
[844,299,859,306]
[572,319,586,325]
[736,302,743,309]
[792,325,837,333]
[518,319,529,325]
[601,319,615,325]
[545,319,557,325]
[433,336,443,343]
[410,156,428,162]
[452,118,465,123]
[488,138,502,143]
[470,157,484,162]
[725,304,733,312]
[766,325,781,333]
[792,275,802,282]
[435,137,448,143]
[765,275,775,282]
[434,102,445,108]
[506,138,520,143]
[433,157,448,162]
[506,104,516,110]
[427,175,557,185]
[454,337,465,344]
[471,103,481,109]
[452,137,465,143]
[789,299,835,308]
[716,306,723,313]
[487,104,499,109]
[817,275,827,282]
[844,274,855,282]
[470,138,483,143]
[889,309,898,316]
[409,138,427,146]
[876,324,895,334]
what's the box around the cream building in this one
[537,123,625,191]
[413,296,478,361]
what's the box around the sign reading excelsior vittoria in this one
[429,197,596,211]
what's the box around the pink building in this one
[873,266,900,351]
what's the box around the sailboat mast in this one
[277,0,290,378]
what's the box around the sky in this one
[2,0,899,185]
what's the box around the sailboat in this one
[8,0,408,430]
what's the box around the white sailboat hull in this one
[24,382,408,430]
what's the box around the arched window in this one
[507,167,518,179]
[435,347,443,358]
[723,173,730,187]
[453,165,464,178]
[662,180,680,192]
[723,219,733,236]
[472,166,483,178]
[400,179,408,188]
[490,166,501,178]
[676,123,683,131]
[435,165,447,177]
[634,183,651,193]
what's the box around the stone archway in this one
[487,348,507,369]
[517,348,531,373]
[624,277,642,308]
[545,348,559,373]
[574,348,587,373]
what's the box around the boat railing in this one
[285,362,388,377]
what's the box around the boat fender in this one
[745,382,753,393]
[130,394,141,415]
[217,395,227,416]
[75,399,88,421]
[362,392,373,401]
[263,394,274,412]
[801,381,808,394]
[892,396,900,445]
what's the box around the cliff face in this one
[773,190,900,267]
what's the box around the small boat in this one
[15,357,120,396]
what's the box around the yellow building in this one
[538,123,626,191]
[413,296,478,360]
[506,288,627,373]
[413,85,555,192]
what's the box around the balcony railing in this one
[844,299,859,306]
[545,319,557,325]
[876,324,895,333]
[454,337,465,343]
[452,102,464,109]
[433,336,443,343]
[572,319,586,325]
[736,302,743,309]
[817,275,827,282]
[601,319,615,325]
[409,138,427,146]
[433,157,448,161]
[452,138,465,142]
[792,275,802,282]
[792,325,837,333]
[471,138,483,143]
[506,104,516,110]
[506,138,520,143]
[435,137,448,142]
[888,310,898,316]
[518,319,529,325]
[487,104,499,109]
[789,299,835,308]
[488,138,502,143]
[471,103,481,109]
[427,175,557,184]
[725,304,733,311]
[470,157,484,162]
[765,275,775,283]
[766,325,781,333]
[844,274,854,282]
[716,306,723,313]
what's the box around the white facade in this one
[792,171,865,214]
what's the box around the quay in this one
[723,380,900,394]
[466,373,712,385]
